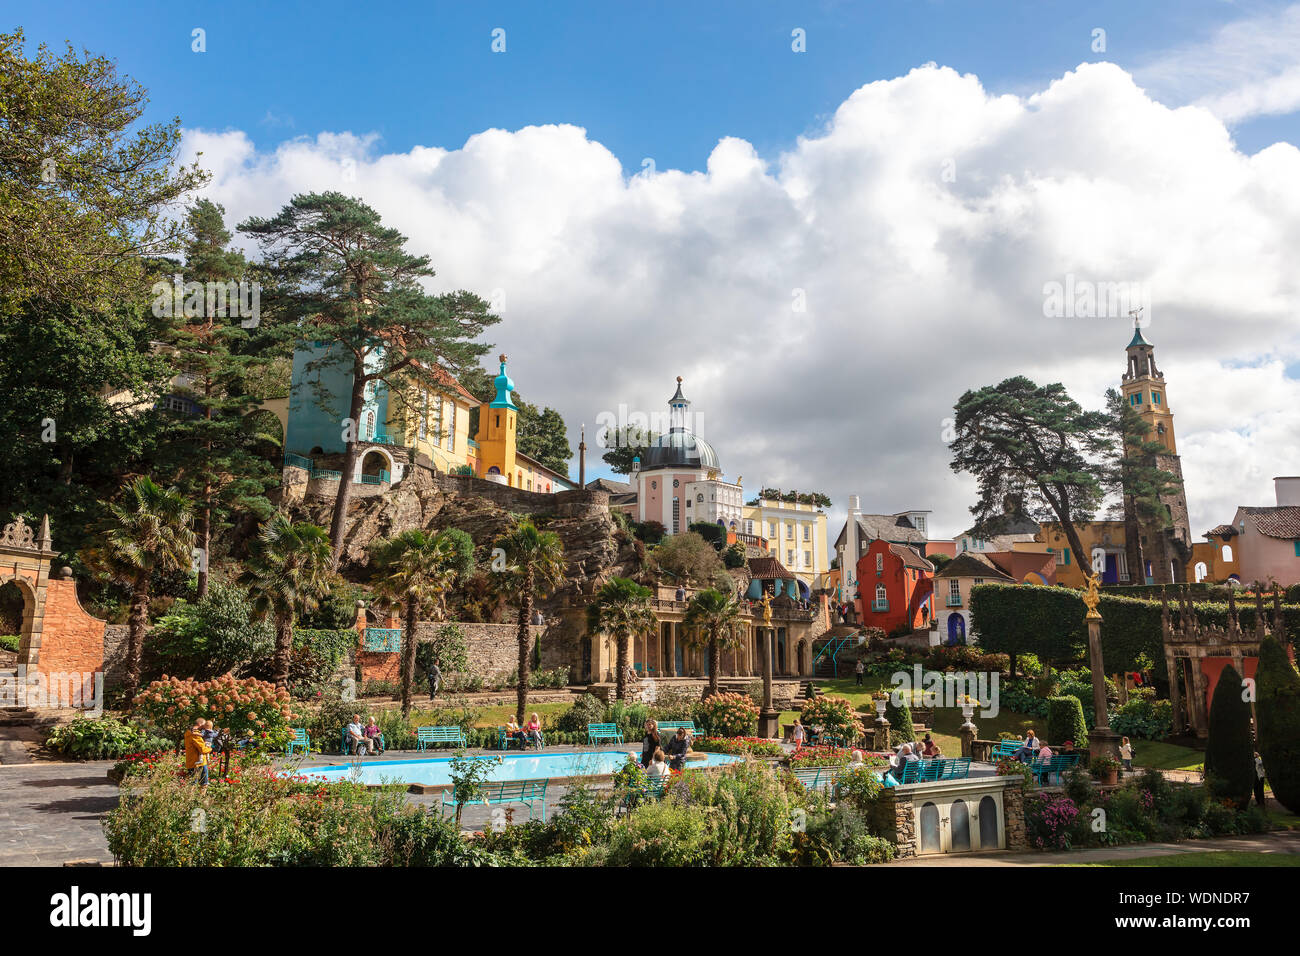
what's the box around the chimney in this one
[1276,476,1300,507]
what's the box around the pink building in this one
[1221,477,1300,586]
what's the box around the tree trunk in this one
[1060,519,1088,582]
[1123,494,1144,586]
[615,634,628,700]
[122,572,151,703]
[329,368,366,566]
[707,637,720,697]
[271,608,293,689]
[516,569,533,724]
[401,597,417,718]
[196,498,210,599]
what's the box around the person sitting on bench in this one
[665,726,691,770]
[346,715,375,755]
[1014,730,1041,763]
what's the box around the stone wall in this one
[1003,778,1027,851]
[356,621,556,686]
[33,578,106,684]
[102,625,129,692]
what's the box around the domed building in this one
[628,377,743,534]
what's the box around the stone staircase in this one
[790,680,822,710]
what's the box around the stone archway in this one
[0,515,54,669]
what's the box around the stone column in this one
[874,714,891,752]
[1086,617,1121,761]
[959,706,978,758]
[1191,658,1210,738]
[666,623,676,677]
[1166,650,1184,734]
[758,627,779,738]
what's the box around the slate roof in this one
[1242,507,1300,539]
[933,552,1016,582]
[889,543,935,572]
[748,555,795,580]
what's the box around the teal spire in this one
[490,353,517,410]
[1128,324,1151,349]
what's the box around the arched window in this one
[1222,544,1233,563]
[919,802,940,854]
[950,799,971,852]
[979,796,1000,849]
[1194,561,1208,583]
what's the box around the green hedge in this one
[1045,696,1089,748]
[970,583,1300,678]
[1256,636,1300,813]
[1203,665,1255,807]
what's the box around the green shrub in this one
[1046,695,1089,747]
[599,799,711,866]
[1109,697,1173,740]
[142,583,273,681]
[1255,635,1300,813]
[553,693,608,733]
[882,695,913,747]
[693,692,759,737]
[0,634,20,653]
[1203,664,1255,808]
[45,716,171,760]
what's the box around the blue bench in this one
[656,721,701,740]
[791,765,840,792]
[441,778,549,820]
[341,728,385,755]
[587,723,625,745]
[498,726,545,750]
[416,726,467,750]
[991,740,1027,762]
[1029,753,1082,785]
[286,728,310,755]
[886,756,972,786]
[621,773,673,812]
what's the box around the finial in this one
[499,354,507,364]
[676,376,682,383]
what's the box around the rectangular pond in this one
[285,749,745,788]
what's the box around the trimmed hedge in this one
[1203,665,1255,808]
[1256,636,1300,813]
[1046,696,1089,748]
[883,697,915,747]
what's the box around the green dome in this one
[490,354,517,409]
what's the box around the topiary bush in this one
[1046,695,1089,748]
[1203,664,1255,808]
[1255,635,1300,813]
[883,695,914,747]
[554,693,607,734]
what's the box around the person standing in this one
[184,719,212,786]
[791,718,806,749]
[640,719,661,769]
[1119,736,1133,772]
[1254,752,1268,807]
[854,657,865,687]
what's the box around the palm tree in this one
[371,528,474,717]
[586,577,656,701]
[682,588,744,698]
[494,519,565,724]
[81,477,195,702]
[240,512,333,689]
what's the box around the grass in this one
[1068,851,1300,867]
[1132,740,1204,772]
[401,701,573,729]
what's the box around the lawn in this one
[403,701,573,729]
[1131,739,1203,772]
[1068,851,1300,867]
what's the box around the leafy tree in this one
[370,528,474,717]
[1256,635,1300,813]
[144,582,274,681]
[0,299,174,559]
[682,589,744,697]
[600,424,658,475]
[240,513,334,689]
[0,30,207,316]
[240,192,498,564]
[515,399,572,475]
[949,376,1111,566]
[415,623,470,688]
[1046,695,1089,748]
[80,477,195,701]
[586,578,655,701]
[652,532,730,588]
[1203,664,1255,808]
[494,520,566,722]
[157,199,280,596]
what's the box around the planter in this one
[1098,768,1118,786]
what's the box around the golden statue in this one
[761,591,773,627]
[1082,570,1103,621]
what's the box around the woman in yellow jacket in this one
[184,719,212,786]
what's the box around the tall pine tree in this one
[240,193,498,565]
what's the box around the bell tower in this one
[474,354,518,484]
[1120,315,1192,583]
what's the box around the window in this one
[697,493,704,503]
[787,549,795,565]
[876,584,887,602]
[672,497,679,534]
[803,525,811,541]
[1295,541,1300,558]
[1222,544,1233,563]
[418,389,428,440]
[1152,392,1161,404]
[1117,551,1129,581]
[804,550,812,566]
[1062,548,1071,566]
[769,522,777,538]
[949,580,960,600]
[1130,393,1143,406]
[446,401,456,451]
[914,515,926,534]
[786,524,794,540]
[685,499,691,508]
[745,520,754,535]
[974,578,984,586]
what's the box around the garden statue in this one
[1082,570,1103,620]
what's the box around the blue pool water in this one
[287,750,744,787]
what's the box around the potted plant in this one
[1091,753,1121,786]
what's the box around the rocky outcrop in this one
[286,464,637,608]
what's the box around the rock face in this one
[286,464,637,610]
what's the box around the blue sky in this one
[20,0,1300,172]
[16,1,1300,534]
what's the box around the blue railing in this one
[284,453,313,472]
[312,469,342,481]
[363,627,402,652]
[812,633,858,677]
[365,433,397,446]
[872,599,889,612]
[946,595,963,607]
[358,469,391,485]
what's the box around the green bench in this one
[887,756,972,786]
[286,728,310,755]
[656,721,700,740]
[620,773,673,812]
[416,726,466,750]
[991,740,1028,762]
[1029,753,1082,785]
[587,723,625,745]
[498,726,545,750]
[791,765,841,792]
[441,778,549,820]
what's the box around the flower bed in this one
[692,736,783,758]
[787,746,888,769]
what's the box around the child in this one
[1119,736,1133,771]
[791,718,805,749]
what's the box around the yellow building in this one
[1036,521,1132,588]
[740,497,829,590]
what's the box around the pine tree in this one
[1103,388,1182,584]
[240,193,498,565]
[1256,636,1300,813]
[1203,664,1255,808]
[157,200,280,596]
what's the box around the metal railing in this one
[812,633,858,677]
[871,599,889,612]
[946,595,963,607]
